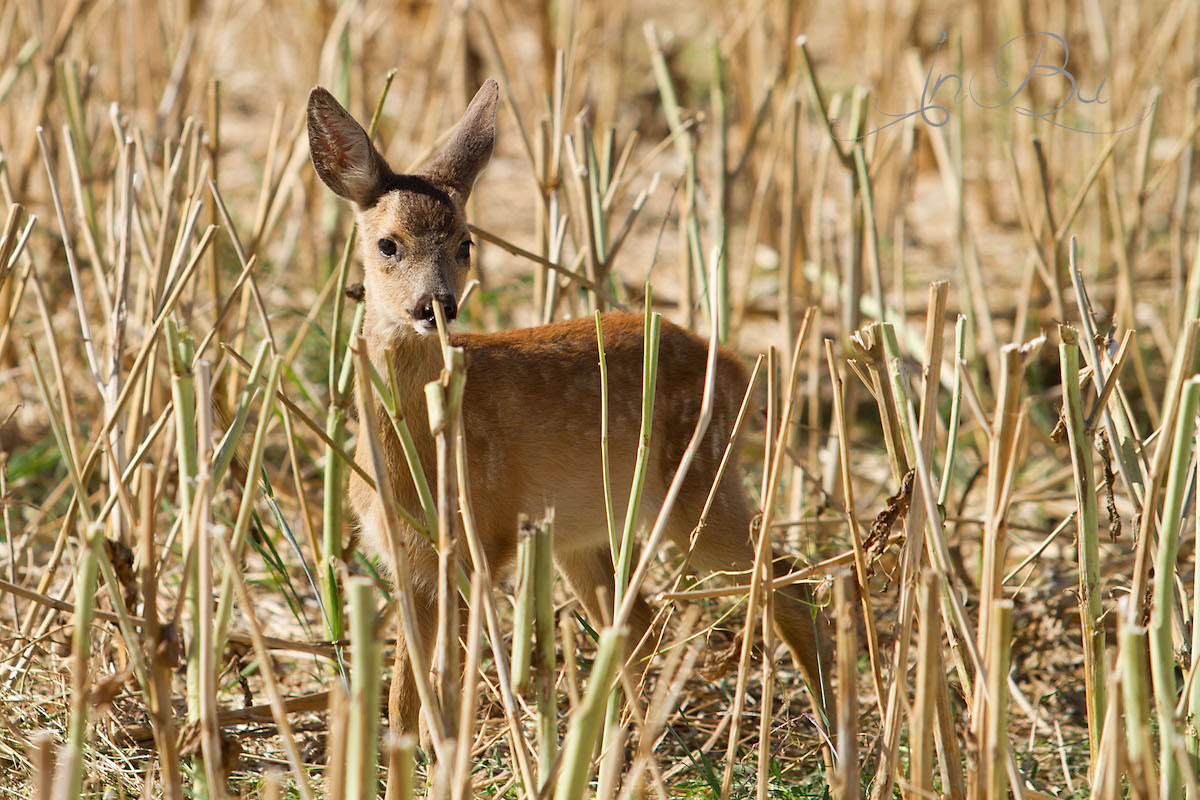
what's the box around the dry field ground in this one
[0,0,1198,797]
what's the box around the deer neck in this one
[350,302,445,527]
[361,302,445,425]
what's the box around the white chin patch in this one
[412,319,446,336]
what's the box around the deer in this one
[306,78,834,745]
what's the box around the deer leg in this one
[556,547,657,673]
[388,584,437,742]
[678,488,837,734]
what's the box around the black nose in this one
[412,293,458,323]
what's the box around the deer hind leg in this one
[674,485,836,732]
[556,546,657,674]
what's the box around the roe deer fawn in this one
[306,79,834,740]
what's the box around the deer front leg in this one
[388,585,437,742]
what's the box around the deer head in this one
[307,80,499,339]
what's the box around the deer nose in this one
[412,293,458,324]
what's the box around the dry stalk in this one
[832,570,859,800]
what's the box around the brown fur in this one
[306,79,835,741]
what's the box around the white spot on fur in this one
[358,508,391,572]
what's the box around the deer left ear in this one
[307,86,392,207]
[421,79,499,201]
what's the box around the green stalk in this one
[1149,377,1200,800]
[211,339,270,483]
[386,351,438,536]
[554,627,625,800]
[354,352,437,538]
[165,320,201,720]
[58,60,101,274]
[1122,614,1153,795]
[0,38,37,105]
[1191,426,1200,768]
[645,24,708,324]
[390,417,437,533]
[880,323,918,466]
[327,230,359,387]
[321,301,365,643]
[511,523,535,691]
[596,312,617,558]
[509,515,557,789]
[604,295,662,789]
[425,347,466,739]
[321,394,349,644]
[533,514,557,791]
[614,296,661,600]
[938,315,966,509]
[59,522,104,800]
[778,90,801,359]
[853,322,909,484]
[1058,326,1106,765]
[166,320,198,541]
[851,88,886,324]
[710,36,729,342]
[583,122,609,268]
[345,576,383,800]
[212,354,283,654]
[983,600,1014,800]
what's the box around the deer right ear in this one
[307,87,391,206]
[421,79,499,201]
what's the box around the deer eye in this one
[378,238,398,258]
[458,239,472,261]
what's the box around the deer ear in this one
[421,79,499,200]
[307,86,391,206]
